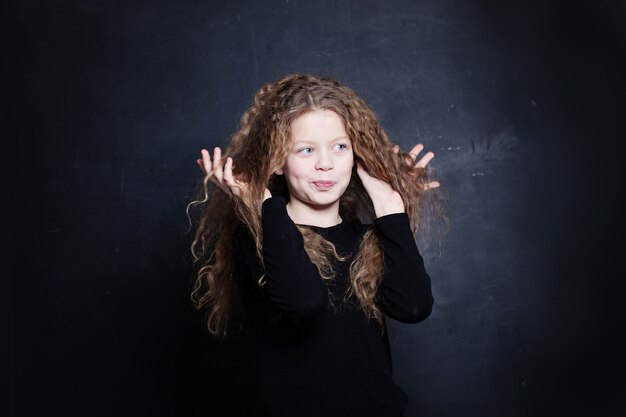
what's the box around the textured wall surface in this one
[11,1,625,416]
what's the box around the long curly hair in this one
[188,74,445,338]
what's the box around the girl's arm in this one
[355,143,439,323]
[260,197,329,320]
[373,213,434,323]
[200,148,326,320]
[236,197,329,321]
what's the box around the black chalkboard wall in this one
[11,0,625,416]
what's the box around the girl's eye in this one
[335,143,349,151]
[298,147,314,154]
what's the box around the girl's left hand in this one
[356,143,440,218]
[356,160,404,217]
[394,143,440,190]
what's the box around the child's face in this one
[275,109,354,212]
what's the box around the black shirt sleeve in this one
[373,213,434,323]
[259,197,329,320]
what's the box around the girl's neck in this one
[286,200,342,227]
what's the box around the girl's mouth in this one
[312,181,336,190]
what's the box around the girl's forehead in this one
[291,135,351,145]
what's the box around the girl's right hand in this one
[197,147,272,203]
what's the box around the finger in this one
[355,161,377,184]
[408,144,424,162]
[423,181,440,191]
[221,157,237,196]
[223,157,236,187]
[415,151,434,169]
[357,161,376,176]
[212,147,224,182]
[200,149,212,174]
[212,147,222,169]
[392,145,400,154]
[355,161,369,182]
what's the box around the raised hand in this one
[355,161,406,218]
[197,147,272,203]
[356,143,441,218]
[392,144,440,191]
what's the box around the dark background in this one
[10,0,626,416]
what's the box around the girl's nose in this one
[315,154,334,170]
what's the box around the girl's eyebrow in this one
[292,135,350,144]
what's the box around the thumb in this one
[355,161,372,185]
[355,161,375,177]
[355,161,365,176]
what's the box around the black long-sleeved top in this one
[233,197,434,417]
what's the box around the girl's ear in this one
[274,167,284,175]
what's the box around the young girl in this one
[189,74,442,417]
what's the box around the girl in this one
[189,74,442,417]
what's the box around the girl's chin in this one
[305,196,340,206]
[295,193,343,208]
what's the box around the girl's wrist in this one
[373,200,405,218]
